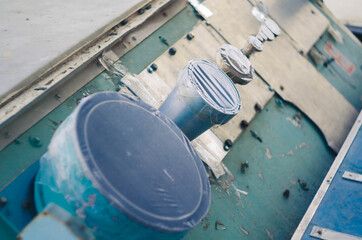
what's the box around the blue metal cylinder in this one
[35,92,211,240]
[159,59,241,141]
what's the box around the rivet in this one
[168,47,176,56]
[0,196,7,206]
[120,19,128,26]
[283,189,290,198]
[29,136,42,147]
[186,33,195,40]
[138,8,145,15]
[223,139,233,151]
[240,120,249,129]
[254,103,262,112]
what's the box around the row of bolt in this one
[0,196,33,209]
[120,4,153,26]
[147,33,194,74]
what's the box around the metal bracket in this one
[342,171,362,183]
[310,226,362,240]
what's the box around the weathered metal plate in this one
[342,171,362,183]
[142,22,273,143]
[134,22,273,175]
[250,0,330,53]
[252,34,358,152]
[310,226,362,240]
[204,0,358,152]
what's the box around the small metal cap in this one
[259,25,275,41]
[241,36,263,57]
[251,1,269,22]
[216,44,254,85]
[264,17,281,36]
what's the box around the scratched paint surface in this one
[185,97,334,240]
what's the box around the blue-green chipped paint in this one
[309,2,362,109]
[185,97,334,240]
[0,73,116,190]
[120,5,199,74]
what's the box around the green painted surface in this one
[185,97,335,240]
[310,2,362,110]
[120,5,199,74]
[0,214,18,240]
[0,73,116,190]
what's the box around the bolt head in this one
[254,103,262,111]
[186,33,195,40]
[240,120,249,128]
[150,63,158,71]
[120,19,128,26]
[29,136,42,147]
[224,139,233,149]
[168,47,176,56]
[0,196,7,206]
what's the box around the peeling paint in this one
[286,117,301,128]
[258,173,264,180]
[240,226,249,235]
[231,184,248,198]
[266,229,274,240]
[295,142,310,150]
[265,148,272,159]
[279,150,294,157]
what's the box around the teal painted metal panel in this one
[185,97,335,239]
[120,5,199,74]
[0,74,117,190]
[309,2,362,110]
[0,214,17,240]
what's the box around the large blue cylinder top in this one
[159,59,241,141]
[35,92,211,240]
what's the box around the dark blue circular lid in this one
[74,92,210,232]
